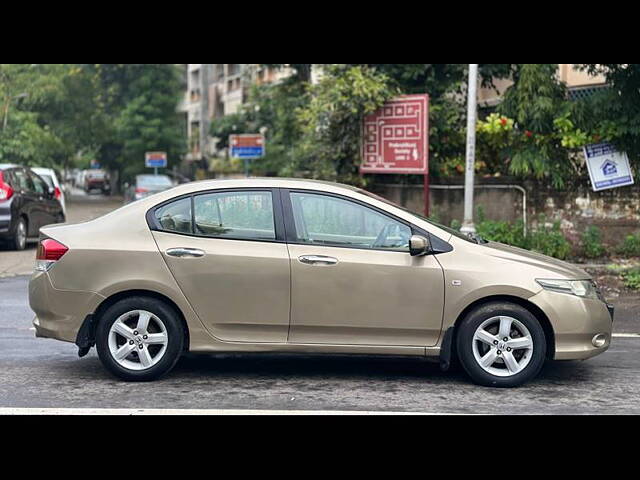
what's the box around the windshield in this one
[137,175,173,187]
[357,188,477,243]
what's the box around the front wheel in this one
[456,302,547,388]
[96,297,184,381]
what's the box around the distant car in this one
[0,164,65,250]
[31,167,67,216]
[84,169,110,194]
[124,174,174,204]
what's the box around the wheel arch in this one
[451,295,555,361]
[81,289,190,352]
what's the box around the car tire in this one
[456,302,546,388]
[96,296,184,382]
[7,217,27,251]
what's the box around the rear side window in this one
[154,198,192,234]
[12,169,33,192]
[194,191,275,240]
[30,172,48,194]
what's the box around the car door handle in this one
[166,248,205,258]
[298,255,338,266]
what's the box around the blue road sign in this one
[229,135,265,159]
[145,152,167,169]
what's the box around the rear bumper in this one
[29,270,104,343]
[529,290,614,361]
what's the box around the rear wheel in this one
[456,302,546,388]
[96,297,184,381]
[7,217,27,251]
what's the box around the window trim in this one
[280,188,451,254]
[146,188,286,244]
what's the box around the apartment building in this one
[179,64,293,164]
[479,63,607,106]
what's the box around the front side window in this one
[289,192,411,251]
[155,197,192,234]
[194,191,275,240]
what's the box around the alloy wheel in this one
[16,220,26,250]
[108,310,168,371]
[472,316,534,377]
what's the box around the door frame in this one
[279,187,446,252]
[146,187,288,245]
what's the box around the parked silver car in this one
[124,175,174,204]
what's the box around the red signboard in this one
[360,94,429,174]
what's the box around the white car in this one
[31,167,66,216]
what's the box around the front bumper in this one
[529,289,614,361]
[29,270,104,343]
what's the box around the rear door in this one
[29,171,58,225]
[151,189,291,343]
[12,168,40,235]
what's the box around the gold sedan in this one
[28,178,613,387]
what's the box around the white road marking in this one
[0,408,455,416]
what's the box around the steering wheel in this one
[372,223,410,249]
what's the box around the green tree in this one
[87,64,186,182]
[0,64,99,169]
[295,65,397,184]
[496,64,574,186]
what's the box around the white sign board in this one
[584,143,634,192]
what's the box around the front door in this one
[151,189,290,343]
[283,190,445,347]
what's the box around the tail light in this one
[54,186,62,200]
[35,238,68,272]
[135,187,149,194]
[0,171,14,201]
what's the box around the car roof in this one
[31,167,54,173]
[137,174,171,180]
[0,164,20,170]
[169,177,362,194]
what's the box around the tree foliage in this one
[1,64,186,185]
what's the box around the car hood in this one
[481,241,590,280]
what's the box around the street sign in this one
[230,134,265,159]
[584,143,635,192]
[360,94,429,174]
[145,152,167,169]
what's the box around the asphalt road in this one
[1,272,638,414]
[1,191,639,414]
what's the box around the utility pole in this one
[461,64,478,235]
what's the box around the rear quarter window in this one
[154,198,192,234]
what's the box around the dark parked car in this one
[123,174,175,204]
[0,164,66,250]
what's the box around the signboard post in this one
[229,134,266,177]
[360,94,430,216]
[584,143,635,192]
[145,152,167,176]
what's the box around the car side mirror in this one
[409,235,431,257]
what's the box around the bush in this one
[621,268,640,290]
[618,232,640,257]
[527,221,571,260]
[476,219,527,249]
[582,226,606,259]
